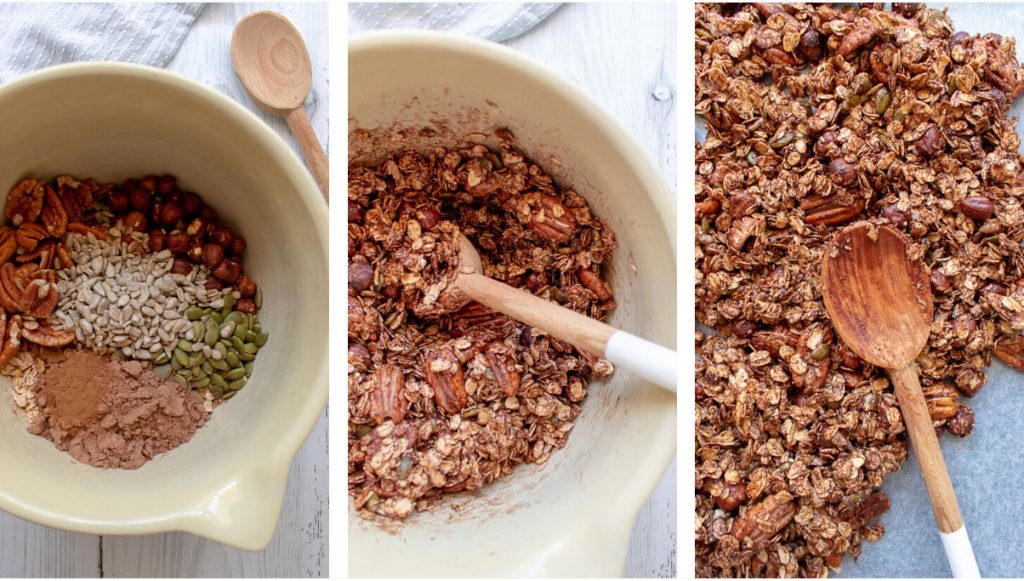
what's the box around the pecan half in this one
[4,179,44,226]
[730,492,797,552]
[578,268,612,300]
[40,184,68,238]
[67,222,110,241]
[369,365,407,425]
[21,320,74,347]
[527,195,577,243]
[801,195,866,226]
[840,491,891,529]
[994,334,1024,370]
[838,23,877,57]
[485,343,521,397]
[0,263,22,313]
[0,314,20,366]
[15,223,47,252]
[0,227,15,265]
[425,348,467,415]
[57,179,94,222]
[923,382,959,421]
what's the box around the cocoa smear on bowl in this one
[28,350,208,469]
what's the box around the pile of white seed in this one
[52,229,228,362]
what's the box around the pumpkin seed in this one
[153,364,172,379]
[211,312,224,325]
[237,350,255,362]
[226,367,247,380]
[241,342,258,354]
[231,336,245,352]
[233,323,248,341]
[223,391,236,400]
[185,307,205,320]
[228,377,247,391]
[174,348,189,366]
[211,358,230,371]
[226,352,240,367]
[202,360,213,374]
[245,330,257,342]
[187,353,203,368]
[193,376,210,388]
[225,311,244,324]
[354,424,372,438]
[173,374,188,389]
[177,339,192,352]
[211,373,228,389]
[210,384,224,398]
[254,332,269,347]
[254,287,262,309]
[244,361,254,376]
[154,351,171,365]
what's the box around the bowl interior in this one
[0,65,328,535]
[349,35,676,577]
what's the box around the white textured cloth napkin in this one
[349,2,560,42]
[0,3,204,82]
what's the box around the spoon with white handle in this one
[455,235,676,391]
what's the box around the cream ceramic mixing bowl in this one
[349,32,677,577]
[0,63,327,550]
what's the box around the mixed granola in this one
[696,3,1024,576]
[348,132,617,519]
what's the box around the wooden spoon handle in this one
[285,107,329,201]
[889,364,980,577]
[457,272,676,390]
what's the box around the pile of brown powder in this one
[28,350,208,469]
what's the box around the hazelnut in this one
[827,159,858,186]
[349,200,364,223]
[199,206,217,222]
[381,284,400,299]
[212,259,241,284]
[122,178,140,191]
[930,270,951,293]
[123,211,147,232]
[204,276,223,291]
[349,343,372,369]
[881,203,909,229]
[129,188,151,212]
[181,192,203,217]
[814,130,839,158]
[202,243,224,269]
[109,190,130,214]
[140,175,158,192]
[237,275,257,298]
[157,175,177,194]
[945,404,975,437]
[416,207,441,230]
[892,2,921,17]
[187,240,204,264]
[229,235,246,256]
[160,202,183,227]
[525,271,549,291]
[186,217,206,238]
[957,195,995,221]
[715,482,747,511]
[915,125,944,159]
[235,298,257,314]
[209,225,234,247]
[798,28,823,61]
[147,229,167,252]
[166,231,190,255]
[349,262,373,291]
[170,258,192,276]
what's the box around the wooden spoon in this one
[232,11,329,200]
[821,222,979,578]
[455,234,676,391]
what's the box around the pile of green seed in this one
[165,294,269,399]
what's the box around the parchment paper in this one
[696,4,1024,577]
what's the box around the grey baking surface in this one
[695,4,1024,578]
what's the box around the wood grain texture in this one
[0,3,328,577]
[505,3,677,577]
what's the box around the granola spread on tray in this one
[348,132,617,519]
[696,3,1024,576]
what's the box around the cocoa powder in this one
[29,350,208,469]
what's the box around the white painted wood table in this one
[505,4,678,577]
[0,3,329,577]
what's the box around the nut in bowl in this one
[0,63,326,550]
[349,32,675,577]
